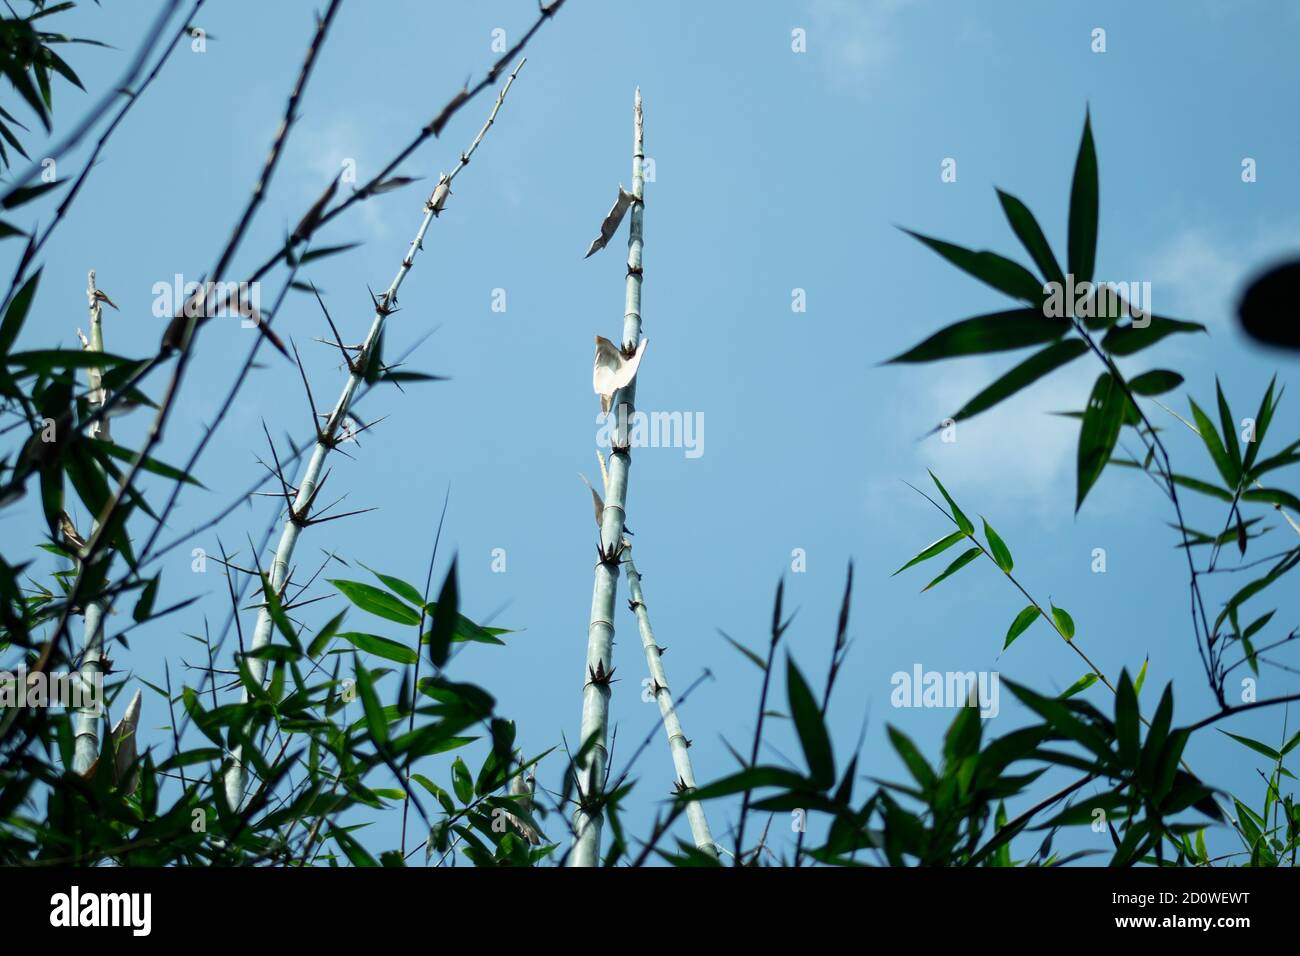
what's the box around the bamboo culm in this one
[222,61,526,810]
[624,549,717,856]
[570,88,645,867]
[72,270,111,774]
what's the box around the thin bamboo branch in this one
[0,1,345,762]
[222,62,527,809]
[4,1,204,313]
[623,547,717,856]
[71,269,111,774]
[570,88,645,867]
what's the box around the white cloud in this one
[291,118,389,241]
[1143,224,1300,325]
[872,353,1111,521]
[808,0,915,90]
[921,357,1091,501]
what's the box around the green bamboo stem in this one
[222,61,526,810]
[624,548,717,857]
[570,88,645,867]
[72,269,110,774]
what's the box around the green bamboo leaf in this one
[1139,684,1175,788]
[1281,729,1300,756]
[996,189,1065,286]
[892,530,965,576]
[921,547,981,592]
[419,604,509,646]
[1128,369,1183,396]
[1216,379,1242,483]
[1220,731,1282,762]
[299,242,361,264]
[1247,438,1300,479]
[1242,376,1277,476]
[1004,679,1113,762]
[981,517,1013,572]
[328,579,421,626]
[1187,397,1237,488]
[1116,671,1139,768]
[950,339,1089,423]
[1067,110,1098,285]
[720,631,766,671]
[682,766,810,802]
[1060,673,1099,699]
[308,610,346,658]
[0,269,39,356]
[1076,372,1128,511]
[787,658,835,789]
[353,658,388,745]
[887,726,936,789]
[1,180,62,210]
[9,349,141,373]
[885,309,1063,363]
[1168,472,1233,501]
[1242,612,1276,646]
[132,575,159,623]
[928,470,974,534]
[426,561,460,668]
[1134,657,1149,695]
[1213,551,1300,635]
[1101,315,1205,356]
[1049,601,1076,640]
[90,439,204,487]
[451,757,473,804]
[338,631,418,665]
[360,564,425,607]
[1002,605,1040,651]
[330,827,379,867]
[1241,487,1300,513]
[158,748,224,772]
[902,229,1044,304]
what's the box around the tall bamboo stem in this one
[570,88,645,867]
[72,270,110,773]
[624,548,716,856]
[222,62,526,809]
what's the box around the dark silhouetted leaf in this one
[886,309,1063,363]
[1067,110,1098,285]
[903,229,1043,303]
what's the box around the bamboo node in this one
[586,660,617,687]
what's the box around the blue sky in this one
[7,0,1300,864]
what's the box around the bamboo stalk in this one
[570,88,645,867]
[71,270,111,774]
[624,547,717,857]
[222,61,527,809]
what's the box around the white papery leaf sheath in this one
[584,185,634,258]
[592,335,648,414]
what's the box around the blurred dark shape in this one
[1238,258,1300,350]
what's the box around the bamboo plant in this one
[71,269,113,774]
[222,61,527,809]
[570,89,645,866]
[623,546,717,856]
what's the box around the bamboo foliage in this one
[222,61,528,810]
[570,88,645,867]
[624,547,717,856]
[71,269,112,774]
